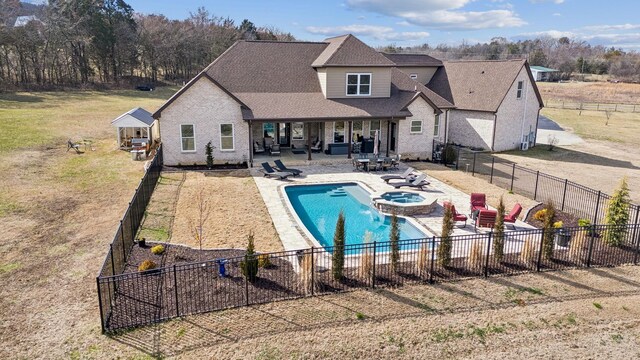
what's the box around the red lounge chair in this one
[470,193,488,212]
[444,201,468,227]
[504,203,523,228]
[474,209,497,232]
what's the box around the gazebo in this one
[111,107,158,149]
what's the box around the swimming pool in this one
[380,191,425,204]
[284,183,428,252]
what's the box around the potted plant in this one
[578,218,599,238]
[138,237,146,247]
[554,221,571,247]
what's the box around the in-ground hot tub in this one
[372,191,437,216]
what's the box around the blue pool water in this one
[380,191,425,203]
[285,183,427,252]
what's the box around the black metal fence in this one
[442,146,640,225]
[96,146,163,330]
[98,223,640,332]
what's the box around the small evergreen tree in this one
[604,177,630,247]
[240,231,259,282]
[390,211,400,273]
[332,211,346,281]
[205,141,214,169]
[493,196,506,262]
[437,205,454,266]
[542,202,556,260]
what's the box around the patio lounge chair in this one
[504,203,523,228]
[390,174,430,190]
[443,201,468,227]
[274,159,302,176]
[474,209,497,232]
[67,139,82,153]
[260,162,292,180]
[470,193,488,217]
[381,167,415,183]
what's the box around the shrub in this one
[542,202,556,260]
[520,236,537,264]
[332,211,346,281]
[553,221,564,229]
[151,244,165,255]
[493,196,505,262]
[258,254,271,268]
[138,260,157,272]
[298,250,314,295]
[570,231,588,263]
[437,205,454,266]
[467,240,484,269]
[444,144,457,164]
[390,212,400,273]
[205,141,215,169]
[578,218,591,227]
[533,209,547,221]
[359,231,374,282]
[416,241,430,277]
[240,232,259,282]
[604,177,630,247]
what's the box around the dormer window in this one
[346,73,371,96]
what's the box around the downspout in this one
[443,110,449,144]
[386,118,391,157]
[519,76,530,148]
[490,112,497,151]
[248,120,253,167]
[534,107,541,147]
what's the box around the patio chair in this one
[274,159,302,176]
[260,162,292,180]
[390,174,430,191]
[504,203,523,229]
[381,157,393,171]
[264,137,274,150]
[352,158,364,171]
[270,144,281,156]
[310,140,323,153]
[67,139,82,153]
[443,201,468,227]
[474,209,497,232]
[470,193,488,217]
[391,154,401,169]
[381,167,415,183]
[253,141,265,154]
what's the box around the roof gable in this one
[312,34,395,67]
[112,107,155,126]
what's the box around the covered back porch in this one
[248,118,400,166]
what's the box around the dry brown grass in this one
[169,171,282,252]
[538,81,640,104]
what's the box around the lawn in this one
[541,108,640,144]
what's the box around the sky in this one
[123,0,640,49]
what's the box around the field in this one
[537,81,640,104]
[2,87,640,359]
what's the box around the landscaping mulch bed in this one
[525,203,580,228]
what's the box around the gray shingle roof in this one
[112,107,155,126]
[312,35,395,67]
[428,59,542,112]
[381,53,442,67]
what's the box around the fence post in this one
[173,264,180,317]
[489,158,495,184]
[109,243,116,275]
[455,148,460,170]
[592,191,602,225]
[561,179,568,211]
[120,220,127,266]
[536,230,545,272]
[96,277,105,334]
[484,231,493,278]
[244,270,250,306]
[429,236,436,284]
[510,163,516,192]
[533,171,540,201]
[633,211,640,265]
[372,241,377,289]
[472,152,477,176]
[310,247,315,296]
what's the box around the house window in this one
[410,120,423,134]
[369,120,380,137]
[410,73,418,80]
[352,121,363,142]
[346,73,371,96]
[220,124,234,151]
[516,81,524,99]
[334,121,345,143]
[263,123,275,138]
[433,114,440,136]
[292,122,305,140]
[180,124,195,152]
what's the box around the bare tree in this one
[188,188,211,261]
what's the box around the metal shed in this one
[111,107,158,148]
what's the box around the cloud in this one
[518,30,575,38]
[583,24,640,32]
[552,13,561,17]
[529,0,564,4]
[305,24,429,41]
[516,25,640,49]
[345,0,526,30]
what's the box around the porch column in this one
[386,119,391,157]
[248,120,254,167]
[347,121,352,159]
[117,127,121,148]
[307,122,312,161]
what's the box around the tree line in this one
[380,36,640,82]
[0,0,293,89]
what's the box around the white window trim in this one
[345,73,372,96]
[292,122,305,141]
[180,124,196,153]
[409,73,418,80]
[516,81,524,99]
[433,114,440,137]
[410,120,423,134]
[333,121,346,143]
[219,123,235,151]
[369,120,380,138]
